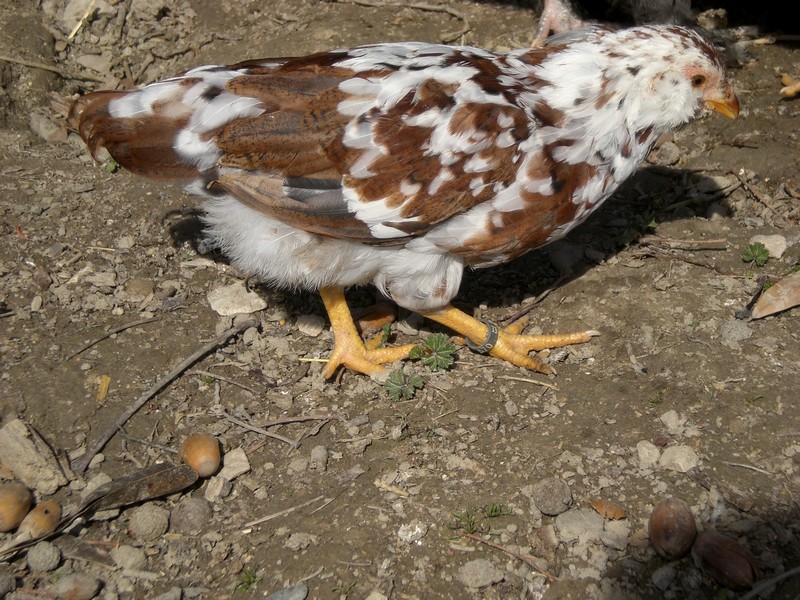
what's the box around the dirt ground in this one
[1,1,799,598]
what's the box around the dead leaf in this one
[750,272,800,319]
[590,498,627,520]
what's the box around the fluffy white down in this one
[202,196,464,312]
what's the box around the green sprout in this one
[409,332,456,371]
[742,242,769,267]
[384,370,424,401]
[232,566,261,596]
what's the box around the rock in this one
[555,509,604,543]
[659,410,687,436]
[0,573,15,596]
[528,477,573,516]
[706,202,728,220]
[218,447,251,481]
[601,519,631,551]
[154,588,183,600]
[652,565,677,591]
[296,313,325,337]
[309,445,328,471]
[127,504,170,541]
[75,53,112,74]
[265,582,309,600]
[284,532,318,551]
[29,112,67,143]
[504,400,519,417]
[111,544,146,571]
[0,419,69,495]
[659,445,699,473]
[719,319,753,350]
[204,475,232,502]
[52,573,101,600]
[397,520,428,543]
[27,540,61,572]
[207,281,267,316]
[636,440,661,470]
[456,558,504,588]
[170,496,212,536]
[287,457,309,474]
[749,234,787,259]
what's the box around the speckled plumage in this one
[69,25,737,319]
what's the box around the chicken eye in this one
[691,74,706,87]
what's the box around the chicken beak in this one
[705,88,740,119]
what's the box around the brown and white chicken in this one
[69,25,739,379]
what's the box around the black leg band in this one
[466,318,499,354]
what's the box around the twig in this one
[258,413,345,428]
[722,461,774,476]
[0,53,106,83]
[63,316,162,361]
[71,318,257,473]
[217,409,300,448]
[498,375,558,391]
[114,0,134,42]
[334,0,470,42]
[732,170,783,214]
[296,566,325,583]
[686,467,753,512]
[640,236,729,251]
[68,0,96,39]
[739,564,800,600]
[189,369,266,395]
[502,276,567,326]
[460,532,557,581]
[243,494,326,528]
[633,246,736,276]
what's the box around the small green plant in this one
[742,242,769,267]
[648,389,665,406]
[745,393,764,407]
[409,332,456,371]
[332,582,356,596]
[450,510,484,534]
[105,158,120,173]
[385,370,423,401]
[232,566,261,596]
[482,502,513,518]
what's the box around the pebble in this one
[555,509,604,543]
[127,504,170,541]
[749,234,787,259]
[111,544,147,571]
[218,447,251,481]
[52,573,101,600]
[287,457,309,474]
[706,202,728,220]
[204,476,232,502]
[397,520,428,543]
[206,281,267,316]
[296,313,326,337]
[170,497,212,536]
[659,445,700,472]
[309,445,329,471]
[636,440,661,470]
[75,53,112,74]
[719,319,753,350]
[456,558,504,588]
[659,410,687,436]
[265,582,309,600]
[0,573,14,596]
[154,588,183,600]
[651,565,677,591]
[27,540,61,572]
[284,532,318,551]
[29,112,68,143]
[504,400,519,417]
[528,477,573,516]
[601,519,631,551]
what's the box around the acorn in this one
[0,481,33,532]
[648,497,697,560]
[17,500,62,538]
[692,530,758,590]
[179,433,222,477]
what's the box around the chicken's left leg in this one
[420,304,598,374]
[319,286,416,379]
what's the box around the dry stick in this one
[739,564,800,600]
[460,532,557,581]
[217,410,300,448]
[63,316,162,361]
[71,318,257,473]
[258,412,345,428]
[502,275,567,327]
[335,0,470,42]
[189,369,265,396]
[498,374,558,391]
[244,494,326,528]
[0,53,106,83]
[639,236,729,251]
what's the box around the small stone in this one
[659,410,686,436]
[154,588,183,600]
[601,519,631,551]
[652,565,677,591]
[284,532,318,551]
[296,314,326,337]
[504,400,519,417]
[0,573,14,596]
[397,520,428,543]
[287,457,309,474]
[75,53,112,73]
[528,477,573,516]
[457,558,504,588]
[52,573,101,600]
[218,447,251,481]
[127,504,170,541]
[111,544,146,571]
[27,540,61,572]
[207,281,267,316]
[720,319,753,350]
[204,476,232,502]
[309,445,329,471]
[555,509,604,543]
[637,440,661,470]
[659,445,700,473]
[706,202,728,220]
[749,234,787,259]
[364,592,388,600]
[125,278,154,301]
[170,496,212,536]
[29,112,68,143]
[265,582,309,600]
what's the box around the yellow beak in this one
[705,89,740,119]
